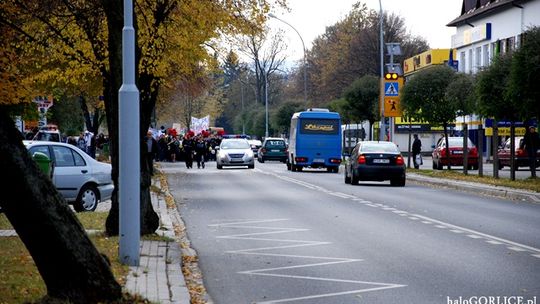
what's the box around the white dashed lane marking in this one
[254,169,540,260]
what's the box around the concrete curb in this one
[407,173,540,203]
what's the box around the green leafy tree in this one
[273,101,303,136]
[343,75,379,140]
[401,65,457,169]
[476,53,518,178]
[445,72,476,172]
[508,26,540,121]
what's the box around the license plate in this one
[314,158,324,163]
[452,150,463,154]
[373,159,390,164]
[271,149,280,152]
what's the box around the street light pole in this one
[265,72,269,138]
[119,0,140,266]
[378,0,385,141]
[268,13,308,103]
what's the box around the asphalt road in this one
[162,161,540,304]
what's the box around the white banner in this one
[190,115,210,135]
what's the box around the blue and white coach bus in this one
[287,108,342,172]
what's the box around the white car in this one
[247,139,262,157]
[216,138,255,169]
[23,140,114,212]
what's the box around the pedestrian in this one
[157,134,168,162]
[412,134,422,169]
[168,135,180,162]
[84,130,95,158]
[182,135,194,169]
[77,133,87,152]
[194,137,207,169]
[146,131,158,175]
[522,125,540,178]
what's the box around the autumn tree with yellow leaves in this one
[0,0,286,301]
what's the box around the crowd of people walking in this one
[146,126,223,172]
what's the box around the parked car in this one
[248,139,262,157]
[344,141,406,186]
[216,138,255,169]
[432,136,478,170]
[258,137,287,163]
[23,140,114,212]
[497,136,540,169]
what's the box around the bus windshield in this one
[300,119,339,135]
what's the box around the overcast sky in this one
[267,0,463,61]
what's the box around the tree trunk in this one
[0,110,121,303]
[102,0,158,236]
[443,122,451,170]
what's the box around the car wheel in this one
[217,163,223,169]
[296,166,303,172]
[436,160,443,170]
[498,161,504,169]
[74,184,99,212]
[260,157,265,163]
[391,177,406,187]
[432,160,437,170]
[248,164,254,169]
[286,161,291,170]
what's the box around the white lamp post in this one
[265,72,269,138]
[118,0,140,266]
[379,0,385,141]
[268,13,308,103]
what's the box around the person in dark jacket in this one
[412,134,422,169]
[182,135,194,169]
[194,137,207,169]
[523,126,540,178]
[146,131,158,175]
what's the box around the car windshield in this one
[221,140,249,149]
[360,143,399,153]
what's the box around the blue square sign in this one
[384,82,399,96]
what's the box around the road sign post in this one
[383,73,403,117]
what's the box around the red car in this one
[497,137,540,169]
[432,137,478,170]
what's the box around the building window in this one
[468,49,473,73]
[507,36,516,52]
[460,51,466,73]
[475,46,481,72]
[483,44,489,67]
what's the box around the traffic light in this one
[384,72,399,80]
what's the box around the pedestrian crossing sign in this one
[384,82,399,96]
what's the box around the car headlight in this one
[246,150,254,158]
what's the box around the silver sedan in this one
[24,140,114,212]
[216,138,255,169]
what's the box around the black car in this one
[344,141,406,186]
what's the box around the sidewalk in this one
[123,177,191,304]
[407,172,540,203]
